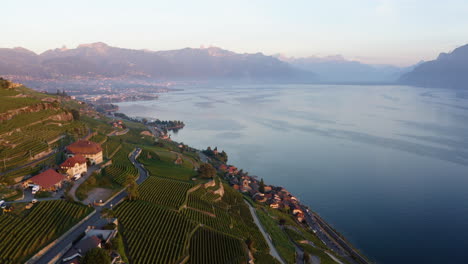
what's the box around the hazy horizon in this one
[2,0,467,67]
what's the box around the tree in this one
[81,248,111,264]
[259,178,265,193]
[101,208,115,220]
[125,176,139,200]
[303,252,310,263]
[198,163,216,179]
[71,109,80,121]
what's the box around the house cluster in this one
[110,120,125,129]
[23,140,103,193]
[220,164,307,223]
[61,219,123,264]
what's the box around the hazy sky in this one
[2,0,467,66]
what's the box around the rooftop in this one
[60,154,87,168]
[29,169,65,189]
[66,140,102,155]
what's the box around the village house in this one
[62,235,102,264]
[62,220,119,264]
[66,140,103,165]
[219,164,228,172]
[296,212,305,223]
[25,169,66,192]
[228,166,238,175]
[270,202,281,209]
[60,155,88,179]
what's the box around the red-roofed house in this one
[60,155,88,179]
[228,166,238,175]
[26,169,66,191]
[219,164,228,172]
[66,140,103,165]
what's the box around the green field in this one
[0,200,93,264]
[138,148,198,181]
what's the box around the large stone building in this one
[60,154,88,178]
[66,140,103,165]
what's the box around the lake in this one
[117,84,468,264]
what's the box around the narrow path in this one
[244,200,285,264]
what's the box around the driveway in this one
[7,188,62,204]
[68,165,100,202]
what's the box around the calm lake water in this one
[118,84,468,264]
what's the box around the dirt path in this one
[244,200,285,264]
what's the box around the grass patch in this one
[256,208,296,263]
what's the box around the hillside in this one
[0,79,357,264]
[0,43,315,83]
[400,44,468,89]
[0,78,86,182]
[0,80,277,263]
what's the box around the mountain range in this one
[1,42,468,88]
[0,43,313,83]
[276,54,416,83]
[399,44,468,89]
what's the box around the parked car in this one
[32,199,38,204]
[31,185,40,194]
[0,200,6,209]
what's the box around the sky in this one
[2,0,467,66]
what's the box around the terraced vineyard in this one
[0,120,87,174]
[0,200,93,264]
[189,227,247,264]
[115,201,196,264]
[183,184,270,253]
[138,149,197,181]
[186,187,216,214]
[105,144,138,186]
[139,177,194,209]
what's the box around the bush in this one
[35,191,52,198]
[81,248,110,264]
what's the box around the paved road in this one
[244,200,285,264]
[34,148,148,264]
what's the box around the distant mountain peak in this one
[77,42,110,49]
[12,47,36,55]
[77,42,111,54]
